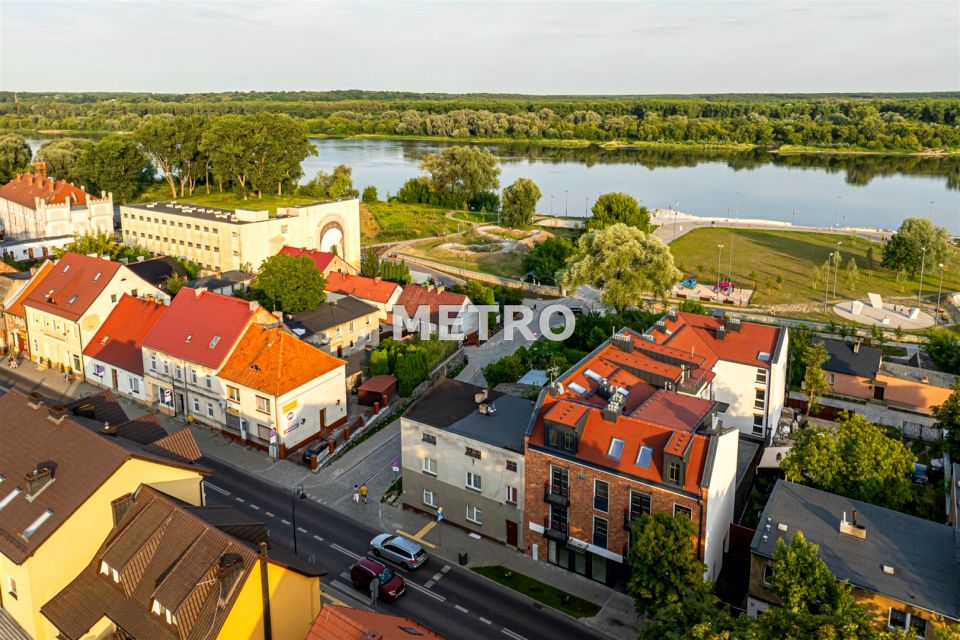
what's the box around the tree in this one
[165,274,187,295]
[362,185,378,203]
[500,178,541,227]
[865,245,876,270]
[882,217,950,276]
[73,135,154,203]
[469,190,500,213]
[253,254,326,313]
[628,512,704,616]
[585,192,650,232]
[246,113,316,197]
[844,257,859,291]
[559,223,681,313]
[135,116,184,198]
[802,342,830,416]
[788,324,813,387]
[301,164,359,200]
[35,138,93,182]
[420,145,500,208]
[199,114,257,196]
[933,381,960,460]
[926,329,960,374]
[0,133,32,182]
[360,249,381,278]
[677,299,708,315]
[521,236,573,283]
[55,231,151,263]
[782,412,916,509]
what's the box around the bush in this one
[362,185,378,203]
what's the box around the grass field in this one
[450,210,500,224]
[361,202,460,243]
[669,228,960,308]
[471,566,601,618]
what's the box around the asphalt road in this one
[203,457,608,640]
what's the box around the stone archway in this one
[317,221,345,257]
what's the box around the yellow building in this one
[0,389,208,640]
[42,484,324,640]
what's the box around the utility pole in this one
[835,196,842,229]
[716,244,724,292]
[735,192,740,223]
[918,246,927,305]
[550,195,554,216]
[935,263,945,325]
[824,252,833,312]
[728,231,734,282]
[584,196,588,216]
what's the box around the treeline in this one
[1,93,958,152]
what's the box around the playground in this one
[673,277,754,306]
[831,293,935,330]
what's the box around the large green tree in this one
[301,164,359,200]
[585,192,650,232]
[933,380,960,460]
[420,145,500,208]
[253,254,326,313]
[247,112,316,197]
[781,412,916,509]
[881,217,950,276]
[522,236,573,283]
[0,133,32,182]
[73,135,153,203]
[926,329,960,374]
[35,138,93,183]
[199,114,257,196]
[559,223,681,313]
[802,342,830,416]
[628,512,704,616]
[500,177,541,227]
[134,116,184,198]
[788,325,813,388]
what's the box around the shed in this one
[358,375,398,407]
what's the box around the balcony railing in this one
[543,481,570,506]
[543,515,568,542]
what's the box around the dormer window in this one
[151,599,177,625]
[99,560,120,583]
[607,438,625,461]
[0,487,22,510]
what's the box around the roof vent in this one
[853,339,861,354]
[47,405,68,425]
[478,402,497,415]
[839,510,866,539]
[727,318,742,332]
[777,523,788,532]
[28,392,44,409]
[667,309,677,319]
[882,564,896,575]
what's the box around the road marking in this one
[405,581,445,602]
[249,504,260,510]
[396,529,437,549]
[424,579,435,588]
[297,526,308,533]
[264,511,275,518]
[205,483,230,496]
[280,519,291,525]
[440,565,451,574]
[234,497,244,503]
[414,520,437,538]
[454,604,469,614]
[331,543,361,560]
[312,534,324,542]
[430,572,443,581]
[502,630,527,640]
[479,618,492,625]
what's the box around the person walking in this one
[360,483,369,504]
[352,484,360,504]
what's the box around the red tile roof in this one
[307,605,445,640]
[142,288,260,370]
[6,261,53,318]
[23,253,122,321]
[654,312,781,368]
[396,284,469,323]
[278,246,336,272]
[631,389,716,432]
[219,324,345,396]
[0,171,90,209]
[83,295,168,375]
[325,272,401,304]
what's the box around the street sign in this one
[437,507,444,522]
[391,458,400,473]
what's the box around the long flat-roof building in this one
[120,198,360,274]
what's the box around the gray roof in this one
[817,338,882,378]
[880,362,958,389]
[125,256,186,288]
[287,295,379,337]
[751,480,960,619]
[187,270,254,291]
[405,379,534,453]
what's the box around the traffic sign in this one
[437,507,444,522]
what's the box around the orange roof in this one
[6,261,53,318]
[83,295,168,375]
[325,272,401,304]
[0,262,18,274]
[23,253,122,321]
[219,324,345,396]
[307,605,445,640]
[0,171,90,209]
[655,312,782,368]
[396,284,469,322]
[278,246,337,272]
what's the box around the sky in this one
[1,0,957,94]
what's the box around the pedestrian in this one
[352,484,360,504]
[360,483,369,503]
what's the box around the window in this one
[466,504,482,524]
[422,457,437,476]
[256,396,271,414]
[593,479,609,512]
[506,460,517,472]
[129,377,140,394]
[227,386,240,402]
[163,361,169,375]
[630,491,651,519]
[562,431,575,451]
[593,516,608,548]
[150,355,157,371]
[206,402,214,418]
[422,433,436,444]
[423,489,437,508]
[465,472,482,491]
[548,429,559,447]
[753,414,764,435]
[668,461,681,484]
[635,445,653,469]
[6,576,16,599]
[0,488,21,511]
[674,504,692,519]
[607,437,625,461]
[762,563,775,586]
[754,388,765,410]
[191,369,198,384]
[551,466,569,496]
[192,397,200,412]
[756,368,768,384]
[280,224,288,233]
[828,372,836,385]
[888,608,927,638]
[465,447,481,460]
[111,294,117,303]
[175,365,182,380]
[506,486,518,505]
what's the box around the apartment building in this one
[2,261,52,358]
[0,163,113,241]
[22,253,163,377]
[286,295,380,358]
[120,198,361,273]
[401,380,534,547]
[523,329,739,585]
[647,310,788,441]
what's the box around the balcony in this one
[543,516,568,543]
[543,481,570,506]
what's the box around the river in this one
[27,137,960,232]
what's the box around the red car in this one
[350,557,405,601]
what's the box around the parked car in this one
[350,557,405,601]
[301,444,325,465]
[370,534,428,570]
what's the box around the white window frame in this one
[506,485,518,505]
[423,489,437,508]
[129,377,140,394]
[466,504,482,525]
[256,395,271,414]
[206,402,215,418]
[465,471,482,492]
[192,397,200,413]
[422,457,437,476]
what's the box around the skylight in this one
[22,509,53,538]
[635,446,653,469]
[757,352,771,362]
[67,295,78,305]
[0,487,21,510]
[567,382,587,396]
[93,272,102,281]
[209,336,220,348]
[607,438,625,461]
[62,264,70,273]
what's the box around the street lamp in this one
[735,192,740,222]
[792,210,796,227]
[550,194,554,216]
[929,201,935,218]
[825,252,833,312]
[291,485,306,555]
[935,263,945,325]
[918,245,927,305]
[728,230,734,282]
[584,196,588,216]
[565,190,568,216]
[835,196,842,229]
[716,244,724,292]
[833,242,842,298]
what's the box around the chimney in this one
[194,287,206,297]
[839,509,866,539]
[47,405,67,425]
[374,276,382,283]
[27,391,44,409]
[611,333,634,353]
[25,465,54,498]
[716,325,726,341]
[853,339,861,354]
[249,300,260,312]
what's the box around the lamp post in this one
[291,485,306,555]
[929,201,935,218]
[550,194,554,216]
[728,230,734,282]
[564,190,568,217]
[716,244,724,292]
[918,246,927,305]
[935,263,945,325]
[735,192,740,223]
[833,242,841,298]
[672,201,679,238]
[824,252,833,312]
[792,210,796,227]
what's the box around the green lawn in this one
[362,202,460,244]
[450,210,500,224]
[669,228,960,309]
[138,184,318,212]
[471,566,601,619]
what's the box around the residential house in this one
[120,198,361,273]
[402,379,534,547]
[818,338,957,415]
[0,263,30,352]
[307,604,445,640]
[2,261,53,358]
[325,272,402,321]
[186,270,254,296]
[647,310,789,441]
[287,295,380,358]
[219,324,347,458]
[0,389,208,640]
[523,329,739,585]
[41,484,324,640]
[124,255,187,293]
[141,287,275,424]
[0,235,72,263]
[395,284,477,336]
[748,480,960,638]
[82,295,168,402]
[0,163,113,241]
[279,245,358,275]
[23,253,164,377]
